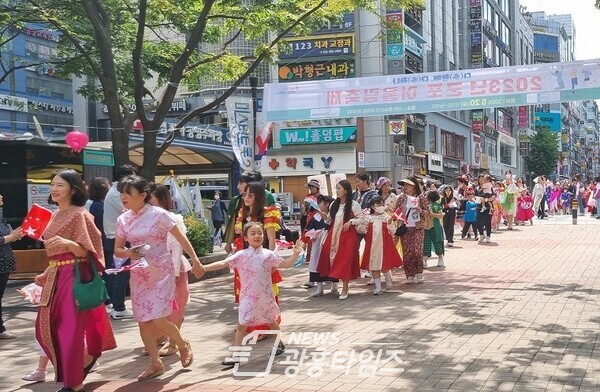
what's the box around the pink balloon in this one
[65,131,89,152]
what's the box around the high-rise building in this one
[0,23,74,140]
[423,0,471,183]
[527,11,582,179]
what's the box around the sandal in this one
[159,343,178,357]
[221,359,239,368]
[83,357,97,377]
[137,362,164,381]
[180,340,193,368]
[275,342,285,356]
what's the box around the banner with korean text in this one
[263,59,600,122]
[225,96,254,171]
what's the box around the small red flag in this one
[392,208,407,224]
[22,204,53,240]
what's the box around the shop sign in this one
[535,111,561,132]
[29,100,73,114]
[472,134,481,168]
[278,60,354,82]
[428,153,444,173]
[24,27,59,42]
[443,158,461,175]
[279,126,357,145]
[386,12,404,60]
[83,150,114,166]
[0,94,28,112]
[472,109,484,132]
[261,149,357,177]
[102,99,189,114]
[279,34,355,59]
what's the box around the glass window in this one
[500,143,513,165]
[429,125,437,153]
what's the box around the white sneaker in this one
[406,276,416,284]
[373,288,384,295]
[110,308,134,320]
[423,259,428,269]
[479,235,485,243]
[485,236,491,243]
[437,259,446,270]
[21,368,47,382]
[447,242,453,247]
[105,304,113,314]
[311,288,324,297]
[416,274,425,283]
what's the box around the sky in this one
[520,0,600,60]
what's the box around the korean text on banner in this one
[263,59,600,122]
[226,97,254,171]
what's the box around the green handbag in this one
[73,256,109,311]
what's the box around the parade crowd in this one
[0,166,597,391]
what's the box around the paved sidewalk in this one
[2,213,600,391]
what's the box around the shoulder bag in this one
[73,255,109,311]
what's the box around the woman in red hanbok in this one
[317,180,362,300]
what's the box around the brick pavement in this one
[2,213,600,392]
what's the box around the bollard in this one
[572,199,578,225]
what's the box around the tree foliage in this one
[0,0,423,179]
[524,127,559,177]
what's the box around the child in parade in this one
[423,191,446,269]
[200,222,305,367]
[440,185,457,247]
[357,196,403,294]
[461,192,479,240]
[491,182,504,232]
[303,195,339,297]
[515,189,535,225]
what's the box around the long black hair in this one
[328,179,353,223]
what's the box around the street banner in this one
[225,96,254,171]
[263,59,600,122]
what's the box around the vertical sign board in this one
[470,0,484,138]
[386,12,404,60]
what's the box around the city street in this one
[3,214,600,391]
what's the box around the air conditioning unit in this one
[407,145,416,155]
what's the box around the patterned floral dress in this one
[226,246,283,326]
[396,193,428,278]
[116,204,176,322]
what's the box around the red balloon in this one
[65,130,89,152]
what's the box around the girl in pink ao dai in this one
[201,221,305,367]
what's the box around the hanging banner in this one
[225,97,254,171]
[264,59,600,122]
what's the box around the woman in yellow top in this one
[233,181,282,334]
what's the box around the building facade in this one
[0,24,74,140]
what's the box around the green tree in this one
[524,126,559,177]
[1,0,423,179]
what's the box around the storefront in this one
[442,157,461,184]
[260,149,358,204]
